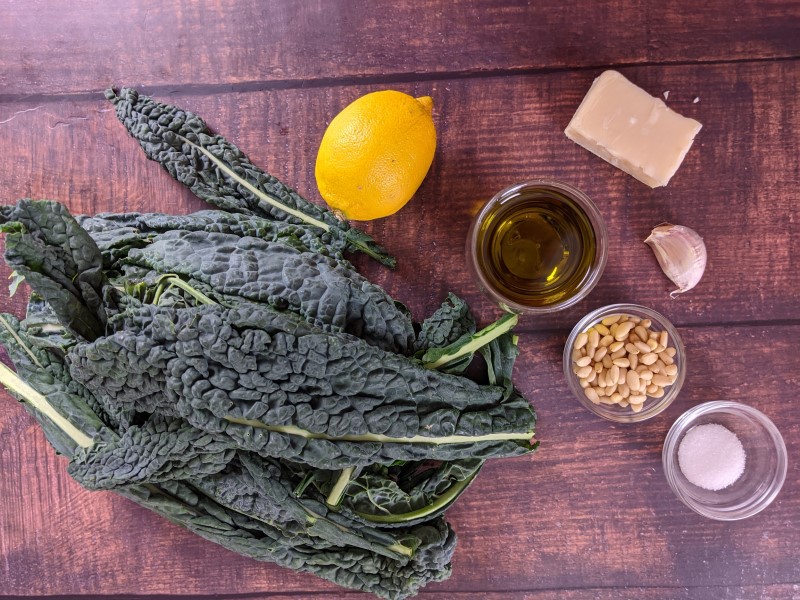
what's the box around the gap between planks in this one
[2,581,797,599]
[0,55,798,105]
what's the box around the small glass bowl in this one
[465,179,608,315]
[563,303,686,423]
[662,401,787,520]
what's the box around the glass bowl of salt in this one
[662,401,787,520]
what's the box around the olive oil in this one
[475,188,597,307]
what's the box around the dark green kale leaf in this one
[105,87,395,267]
[68,415,235,489]
[67,303,537,469]
[0,319,455,599]
[123,229,415,354]
[0,200,108,341]
[414,293,477,354]
[78,210,351,268]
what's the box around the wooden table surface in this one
[1,2,799,598]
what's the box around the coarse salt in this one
[678,423,746,491]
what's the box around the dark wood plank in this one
[0,0,798,97]
[1,62,798,328]
[1,324,797,595]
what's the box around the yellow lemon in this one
[315,90,436,221]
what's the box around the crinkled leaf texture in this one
[105,87,395,267]
[67,303,536,469]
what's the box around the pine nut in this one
[634,341,651,354]
[594,347,608,361]
[577,365,593,378]
[666,347,677,358]
[634,326,648,341]
[659,331,669,348]
[613,358,630,368]
[594,324,610,336]
[588,329,600,348]
[580,379,590,388]
[640,352,658,365]
[602,315,622,326]
[619,400,629,408]
[639,369,653,381]
[649,387,665,398]
[652,374,671,387]
[658,352,674,365]
[576,356,592,367]
[611,348,626,359]
[594,362,603,373]
[640,319,651,328]
[609,365,620,385]
[600,334,614,347]
[631,402,643,413]
[646,383,659,394]
[609,341,624,352]
[614,322,635,340]
[629,353,639,371]
[626,370,640,391]
[647,339,659,351]
[611,393,623,404]
[602,355,613,368]
[629,394,646,405]
[575,332,588,349]
[619,383,630,398]
[625,342,639,355]
[598,371,607,387]
[585,387,600,404]
[665,364,678,376]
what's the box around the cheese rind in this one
[565,70,702,188]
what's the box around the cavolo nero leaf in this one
[105,87,396,267]
[77,210,352,269]
[66,303,537,469]
[0,200,108,341]
[421,312,519,372]
[414,292,477,354]
[122,229,416,354]
[0,314,456,599]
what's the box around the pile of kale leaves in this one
[0,89,537,599]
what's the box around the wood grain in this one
[0,0,798,97]
[1,62,798,329]
[0,2,798,597]
[1,324,797,595]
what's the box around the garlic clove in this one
[644,223,707,297]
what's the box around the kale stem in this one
[178,136,333,233]
[224,416,534,444]
[356,464,482,524]
[0,314,43,368]
[0,362,93,449]
[423,312,519,370]
[163,276,218,305]
[325,466,355,507]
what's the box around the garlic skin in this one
[644,224,707,297]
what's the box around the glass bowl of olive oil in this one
[466,179,608,314]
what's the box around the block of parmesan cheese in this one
[565,70,702,188]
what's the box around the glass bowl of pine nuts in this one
[563,304,686,423]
